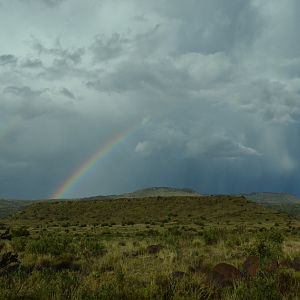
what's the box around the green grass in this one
[1,195,300,299]
[6,195,295,227]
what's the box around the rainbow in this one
[51,126,136,199]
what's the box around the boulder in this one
[242,256,260,277]
[208,263,242,288]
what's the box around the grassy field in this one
[1,195,300,299]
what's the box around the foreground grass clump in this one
[0,195,300,299]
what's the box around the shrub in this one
[246,229,284,262]
[11,237,28,252]
[0,252,19,269]
[79,239,107,257]
[0,229,11,240]
[231,275,281,300]
[11,227,30,238]
[26,234,75,256]
[35,255,80,272]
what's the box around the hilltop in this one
[115,187,201,198]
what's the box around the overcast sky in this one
[0,0,300,199]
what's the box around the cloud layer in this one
[0,0,300,199]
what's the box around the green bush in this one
[26,234,75,256]
[202,228,225,245]
[11,237,28,252]
[79,239,107,257]
[231,275,281,300]
[11,227,30,238]
[246,229,284,262]
[0,252,19,269]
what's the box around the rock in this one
[290,257,300,271]
[242,256,260,277]
[146,244,162,255]
[171,271,186,280]
[208,263,242,288]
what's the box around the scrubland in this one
[1,195,300,299]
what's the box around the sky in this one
[0,0,300,199]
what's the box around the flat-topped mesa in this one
[118,187,201,198]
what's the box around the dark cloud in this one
[3,85,44,98]
[32,37,85,64]
[0,54,17,66]
[60,87,76,99]
[1,85,75,120]
[21,58,43,68]
[90,33,130,62]
[0,0,300,199]
[18,0,66,7]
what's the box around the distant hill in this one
[116,187,201,198]
[0,199,33,219]
[3,189,300,221]
[6,195,295,227]
[67,187,201,201]
[244,192,300,205]
[244,193,300,218]
[1,187,200,218]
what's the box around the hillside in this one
[244,192,300,218]
[0,199,33,219]
[2,195,300,299]
[244,192,300,205]
[7,195,295,227]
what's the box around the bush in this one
[26,234,75,256]
[11,227,30,238]
[11,237,28,252]
[246,230,284,262]
[231,275,281,300]
[0,229,11,240]
[79,239,107,257]
[0,252,19,269]
[35,255,80,272]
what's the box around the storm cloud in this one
[0,0,300,199]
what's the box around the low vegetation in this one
[0,199,32,219]
[0,195,300,299]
